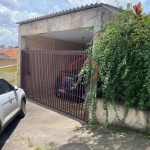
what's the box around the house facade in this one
[17,3,118,122]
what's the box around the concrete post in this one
[18,34,27,87]
[88,32,100,121]
[88,8,102,121]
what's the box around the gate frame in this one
[21,50,89,122]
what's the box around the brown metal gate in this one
[21,50,88,122]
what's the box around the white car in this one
[0,78,26,134]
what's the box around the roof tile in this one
[16,2,103,24]
[0,47,18,57]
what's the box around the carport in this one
[17,3,117,122]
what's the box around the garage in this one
[17,3,116,122]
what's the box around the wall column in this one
[17,35,27,87]
[88,8,102,121]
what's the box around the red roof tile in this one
[0,46,18,57]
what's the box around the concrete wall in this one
[0,58,17,67]
[96,100,150,131]
[19,7,103,36]
[26,36,82,51]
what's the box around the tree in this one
[0,45,5,49]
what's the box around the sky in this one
[0,0,149,46]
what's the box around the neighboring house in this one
[0,46,18,67]
[17,3,118,122]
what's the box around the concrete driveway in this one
[0,100,150,150]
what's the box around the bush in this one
[85,3,150,110]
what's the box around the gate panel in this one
[21,50,88,122]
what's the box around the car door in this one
[0,79,18,126]
[0,86,10,128]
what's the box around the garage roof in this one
[16,3,117,25]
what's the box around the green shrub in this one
[80,3,150,126]
[91,3,150,110]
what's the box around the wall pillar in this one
[88,31,100,122]
[17,35,27,87]
[87,8,102,122]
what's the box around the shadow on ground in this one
[49,126,150,150]
[0,118,20,149]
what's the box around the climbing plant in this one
[78,2,150,126]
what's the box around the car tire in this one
[54,87,61,98]
[19,100,26,118]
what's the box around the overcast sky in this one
[0,0,149,46]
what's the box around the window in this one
[0,79,14,94]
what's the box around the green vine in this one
[78,2,150,127]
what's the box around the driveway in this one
[0,100,150,150]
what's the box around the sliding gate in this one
[21,50,88,122]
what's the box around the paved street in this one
[0,100,150,150]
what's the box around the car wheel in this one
[54,88,61,98]
[57,91,61,97]
[19,100,26,118]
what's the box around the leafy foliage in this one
[0,45,5,49]
[80,3,150,125]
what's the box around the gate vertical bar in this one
[21,50,88,122]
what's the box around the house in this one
[17,3,118,122]
[0,46,18,67]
